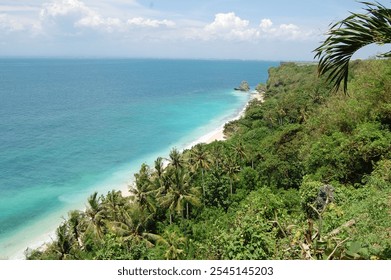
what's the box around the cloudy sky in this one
[0,0,388,60]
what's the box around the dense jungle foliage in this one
[27,58,391,260]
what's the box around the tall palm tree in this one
[151,157,166,194]
[130,164,156,214]
[187,143,212,196]
[151,229,187,260]
[53,222,74,260]
[159,168,201,222]
[232,141,247,166]
[210,142,225,168]
[153,157,165,180]
[168,148,185,170]
[102,190,127,222]
[67,210,85,249]
[162,232,186,260]
[85,192,106,240]
[224,156,240,195]
[314,2,391,93]
[111,205,154,247]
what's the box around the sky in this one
[0,0,389,60]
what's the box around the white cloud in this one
[37,0,175,34]
[190,13,313,42]
[280,23,301,37]
[205,12,249,31]
[38,0,97,34]
[127,17,175,28]
[202,12,259,41]
[40,0,89,18]
[259,18,273,31]
[258,18,312,40]
[0,13,25,32]
[76,15,123,32]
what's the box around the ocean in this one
[0,58,278,259]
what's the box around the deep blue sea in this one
[0,59,278,258]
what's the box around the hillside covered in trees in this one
[27,58,391,260]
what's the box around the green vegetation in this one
[26,2,391,260]
[26,58,391,260]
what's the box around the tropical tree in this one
[314,2,391,93]
[223,156,241,195]
[158,168,201,222]
[85,192,106,240]
[67,210,85,249]
[209,142,225,168]
[150,157,167,195]
[187,143,212,196]
[153,157,165,180]
[130,164,156,214]
[53,222,75,260]
[109,204,155,252]
[102,190,127,222]
[231,141,247,166]
[168,148,185,170]
[160,229,187,260]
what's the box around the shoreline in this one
[192,91,264,145]
[11,91,263,259]
[122,91,263,196]
[122,91,263,197]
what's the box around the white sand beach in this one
[200,91,264,144]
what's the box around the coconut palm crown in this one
[314,1,391,93]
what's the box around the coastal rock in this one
[234,80,250,92]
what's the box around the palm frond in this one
[314,1,391,93]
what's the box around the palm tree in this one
[102,190,127,222]
[67,210,85,249]
[314,2,391,93]
[168,148,185,170]
[210,142,225,168]
[111,205,154,247]
[130,164,156,214]
[232,141,247,166]
[187,143,212,196]
[159,168,201,222]
[224,156,240,195]
[154,157,165,179]
[150,228,187,260]
[53,222,74,260]
[85,192,106,240]
[151,157,166,194]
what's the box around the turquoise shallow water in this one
[0,59,278,258]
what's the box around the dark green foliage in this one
[203,169,231,209]
[237,167,258,192]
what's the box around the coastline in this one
[193,91,264,145]
[122,91,262,197]
[11,91,263,259]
